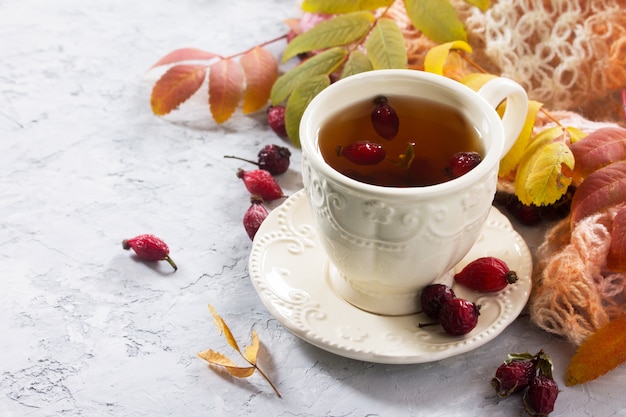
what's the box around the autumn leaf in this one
[340,50,373,79]
[570,161,626,225]
[404,0,468,43]
[499,99,544,177]
[301,0,394,14]
[285,75,331,146]
[271,47,347,105]
[607,206,626,272]
[240,47,278,114]
[200,305,281,397]
[570,127,626,185]
[282,11,375,62]
[423,40,472,75]
[150,48,220,68]
[364,17,407,69]
[208,58,245,124]
[566,315,626,386]
[464,0,491,11]
[151,64,207,116]
[514,130,575,206]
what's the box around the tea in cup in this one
[300,69,528,316]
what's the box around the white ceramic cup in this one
[300,69,528,316]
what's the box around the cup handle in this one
[476,77,528,158]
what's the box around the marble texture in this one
[0,1,623,416]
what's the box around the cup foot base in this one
[327,263,454,316]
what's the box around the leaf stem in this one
[253,365,282,398]
[224,33,289,60]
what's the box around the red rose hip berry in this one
[122,234,177,271]
[420,284,456,320]
[371,95,399,140]
[492,359,536,398]
[337,141,386,165]
[454,256,518,292]
[267,105,287,138]
[448,151,482,178]
[225,144,291,175]
[237,168,285,201]
[438,298,480,336]
[524,375,559,416]
[243,195,269,240]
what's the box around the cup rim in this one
[300,69,505,199]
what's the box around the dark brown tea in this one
[318,95,484,187]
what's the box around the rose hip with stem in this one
[224,144,291,175]
[420,283,456,320]
[237,168,285,201]
[122,234,177,271]
[243,195,269,240]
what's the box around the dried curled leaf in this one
[150,65,207,116]
[570,127,626,185]
[404,0,468,43]
[201,305,281,397]
[301,0,394,14]
[607,206,626,272]
[282,11,375,62]
[566,315,626,386]
[514,128,575,206]
[364,17,407,69]
[570,161,626,225]
[240,47,278,114]
[423,40,472,75]
[208,58,245,124]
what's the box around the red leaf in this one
[208,59,245,124]
[150,48,220,68]
[240,47,278,114]
[607,206,626,272]
[570,127,626,185]
[571,161,626,224]
[150,64,207,116]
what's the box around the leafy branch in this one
[198,305,281,397]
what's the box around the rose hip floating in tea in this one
[371,95,399,140]
[337,141,386,165]
[448,151,482,178]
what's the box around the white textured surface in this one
[0,1,623,416]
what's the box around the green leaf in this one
[463,0,491,12]
[285,75,331,147]
[301,0,394,14]
[282,12,375,63]
[340,50,373,79]
[364,18,407,69]
[270,47,347,105]
[404,0,468,43]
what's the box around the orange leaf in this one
[208,59,245,124]
[150,64,207,116]
[240,47,278,114]
[570,161,626,225]
[566,315,626,386]
[150,48,220,68]
[245,331,260,365]
[197,349,256,378]
[607,206,626,272]
[570,127,626,185]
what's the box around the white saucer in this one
[248,189,532,364]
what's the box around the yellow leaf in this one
[208,58,244,124]
[404,0,468,43]
[424,40,472,75]
[464,0,491,11]
[567,126,587,144]
[514,135,574,206]
[364,18,407,69]
[301,0,394,13]
[499,99,544,176]
[240,47,278,114]
[460,73,498,91]
[245,331,260,365]
[566,315,626,386]
[282,12,375,63]
[207,304,241,353]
